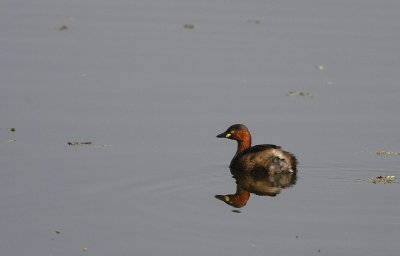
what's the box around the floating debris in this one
[231,209,242,213]
[82,247,88,253]
[367,176,398,184]
[54,230,61,234]
[183,24,194,29]
[67,141,112,148]
[376,150,400,156]
[57,25,69,31]
[0,127,16,132]
[68,141,92,146]
[286,91,315,98]
[247,19,261,24]
[6,139,16,143]
[316,64,325,71]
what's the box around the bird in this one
[217,124,297,174]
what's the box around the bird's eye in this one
[230,130,235,134]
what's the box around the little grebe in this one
[217,124,297,174]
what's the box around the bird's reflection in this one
[215,168,297,208]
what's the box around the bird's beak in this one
[217,131,231,138]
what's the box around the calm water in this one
[1,0,400,255]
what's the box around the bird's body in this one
[217,124,297,174]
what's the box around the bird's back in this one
[230,144,297,174]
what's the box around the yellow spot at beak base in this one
[224,196,230,201]
[226,133,231,138]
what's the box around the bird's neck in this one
[235,134,251,155]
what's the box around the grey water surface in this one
[1,0,400,255]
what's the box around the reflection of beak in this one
[216,131,230,138]
[215,194,230,202]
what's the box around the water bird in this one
[217,124,297,174]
